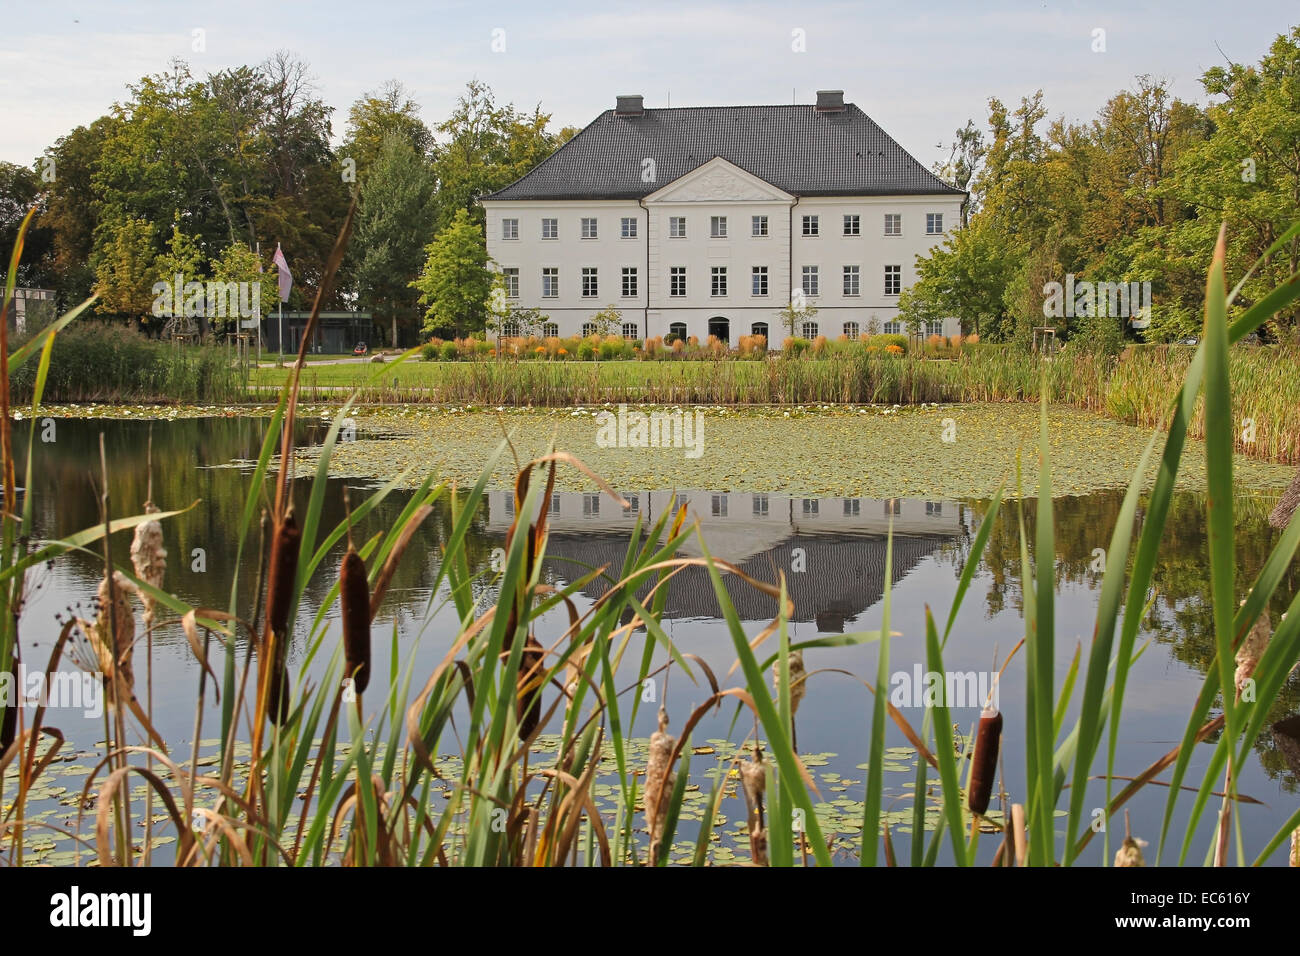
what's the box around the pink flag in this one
[272,243,293,302]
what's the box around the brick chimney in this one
[615,94,644,116]
[815,90,845,112]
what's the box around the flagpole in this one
[278,299,283,367]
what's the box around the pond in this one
[7,415,1298,866]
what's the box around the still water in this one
[10,416,1299,865]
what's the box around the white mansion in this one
[482,92,965,344]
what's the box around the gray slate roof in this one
[484,103,964,202]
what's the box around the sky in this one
[2,1,1297,169]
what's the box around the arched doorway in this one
[707,316,730,344]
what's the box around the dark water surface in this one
[10,416,1299,865]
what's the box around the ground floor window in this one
[501,321,520,337]
[543,322,558,338]
[926,319,944,337]
[622,322,638,339]
[800,321,818,338]
[582,322,598,336]
[843,321,860,338]
[843,498,860,516]
[753,493,769,516]
[883,319,901,334]
[751,321,769,338]
[667,321,687,342]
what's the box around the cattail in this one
[339,546,370,694]
[129,502,166,624]
[1114,810,1146,867]
[263,510,301,724]
[1234,608,1270,700]
[92,571,138,713]
[968,705,1002,816]
[773,650,807,716]
[740,748,769,866]
[516,635,545,741]
[643,709,676,859]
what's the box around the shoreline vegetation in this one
[12,327,1300,465]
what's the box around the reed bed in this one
[4,211,1300,867]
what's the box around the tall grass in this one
[255,345,1300,463]
[9,322,247,404]
[4,212,1300,866]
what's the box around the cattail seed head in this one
[516,635,545,741]
[1234,609,1271,699]
[1114,837,1146,867]
[643,710,676,851]
[967,706,1002,817]
[129,503,166,620]
[773,650,807,717]
[339,547,371,694]
[264,510,301,724]
[92,572,138,713]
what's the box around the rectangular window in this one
[501,218,519,240]
[621,217,638,239]
[843,265,860,296]
[752,493,769,516]
[710,216,727,238]
[542,218,558,240]
[711,266,727,297]
[884,265,901,296]
[801,214,819,237]
[581,267,598,297]
[801,265,819,296]
[582,322,598,336]
[550,493,560,514]
[622,322,638,339]
[801,498,819,516]
[927,319,944,337]
[843,214,860,236]
[843,498,860,516]
[670,267,686,297]
[926,500,943,516]
[801,320,819,339]
[626,493,640,513]
[885,499,901,516]
[541,268,558,298]
[583,493,600,517]
[711,494,728,517]
[884,213,901,236]
[621,267,638,298]
[669,217,687,238]
[926,213,943,235]
[752,215,768,237]
[502,268,519,298]
[752,266,768,296]
[581,217,598,239]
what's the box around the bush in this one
[439,341,458,361]
[576,340,596,361]
[421,341,440,362]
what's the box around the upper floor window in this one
[541,268,559,298]
[621,267,638,298]
[501,218,519,240]
[669,216,687,238]
[884,264,901,296]
[502,268,519,298]
[621,217,638,239]
[710,216,727,238]
[926,213,944,235]
[801,265,819,296]
[801,215,819,237]
[670,267,687,297]
[542,218,558,239]
[752,215,768,237]
[581,267,598,297]
[843,265,860,296]
[843,214,860,236]
[884,213,901,236]
[581,217,598,239]
[711,266,727,297]
[752,266,768,296]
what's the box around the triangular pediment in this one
[645,157,793,204]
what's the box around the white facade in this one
[483,157,963,344]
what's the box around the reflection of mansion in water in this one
[487,491,965,628]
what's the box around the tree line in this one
[902,26,1300,348]
[0,53,574,345]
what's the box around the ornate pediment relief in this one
[647,157,791,203]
